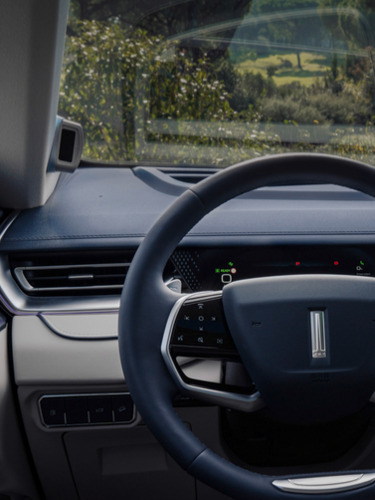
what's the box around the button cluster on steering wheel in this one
[171,297,236,354]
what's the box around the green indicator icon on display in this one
[216,262,237,276]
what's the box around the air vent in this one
[10,251,135,297]
[133,166,219,197]
[158,167,218,184]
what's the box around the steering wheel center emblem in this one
[310,310,327,359]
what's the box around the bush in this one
[260,96,326,124]
[259,88,371,126]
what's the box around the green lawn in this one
[236,51,330,86]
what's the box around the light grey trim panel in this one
[40,312,118,340]
[161,291,264,412]
[273,474,375,494]
[12,315,124,385]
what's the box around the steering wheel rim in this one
[119,153,375,499]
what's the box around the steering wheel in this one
[119,153,375,499]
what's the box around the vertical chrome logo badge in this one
[310,311,327,358]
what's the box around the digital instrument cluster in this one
[171,246,374,292]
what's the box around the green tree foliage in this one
[60,21,155,159]
[59,20,235,160]
[59,18,281,164]
[59,0,375,166]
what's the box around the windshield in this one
[59,0,375,167]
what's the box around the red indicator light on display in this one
[295,261,301,266]
[334,261,339,266]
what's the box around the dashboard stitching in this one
[5,230,375,241]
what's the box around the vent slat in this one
[11,252,135,297]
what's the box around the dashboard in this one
[3,165,375,499]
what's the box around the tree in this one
[59,20,236,161]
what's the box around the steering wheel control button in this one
[170,295,236,355]
[40,393,134,427]
[273,473,375,494]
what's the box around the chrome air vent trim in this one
[0,250,122,314]
[14,262,130,293]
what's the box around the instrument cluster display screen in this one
[171,246,375,292]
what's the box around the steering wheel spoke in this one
[161,291,264,412]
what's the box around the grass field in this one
[236,51,330,86]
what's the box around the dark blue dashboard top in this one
[2,166,375,252]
